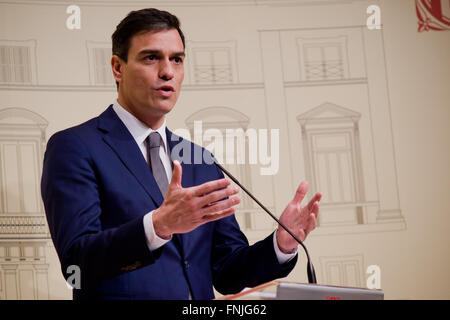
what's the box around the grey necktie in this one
[146,132,169,197]
[148,133,188,297]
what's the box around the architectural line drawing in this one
[319,254,365,287]
[0,39,38,85]
[185,106,276,234]
[284,78,367,87]
[297,103,367,227]
[0,0,368,8]
[296,35,350,81]
[186,40,239,85]
[360,28,403,224]
[378,30,403,217]
[278,31,297,195]
[86,41,115,86]
[0,83,265,92]
[258,24,371,32]
[259,25,405,235]
[0,107,51,300]
[1,0,431,300]
[258,29,295,203]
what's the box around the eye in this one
[146,55,156,61]
[173,57,183,64]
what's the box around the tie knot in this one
[148,132,163,149]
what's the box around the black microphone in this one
[213,160,317,284]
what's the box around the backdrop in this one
[0,0,448,299]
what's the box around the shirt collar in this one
[112,100,167,152]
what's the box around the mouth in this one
[157,85,175,92]
[156,85,175,97]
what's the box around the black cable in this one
[214,160,317,284]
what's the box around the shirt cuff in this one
[143,210,172,251]
[273,229,298,264]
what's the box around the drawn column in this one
[2,264,18,299]
[33,263,49,300]
[362,28,404,223]
[259,30,295,211]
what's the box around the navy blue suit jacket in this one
[41,105,296,300]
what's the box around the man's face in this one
[112,29,185,128]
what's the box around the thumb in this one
[169,160,183,189]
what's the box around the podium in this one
[218,281,384,300]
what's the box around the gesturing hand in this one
[276,181,322,254]
[152,160,241,239]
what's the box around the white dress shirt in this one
[112,100,297,264]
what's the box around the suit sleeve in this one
[210,164,297,295]
[41,130,159,289]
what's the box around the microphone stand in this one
[214,160,317,284]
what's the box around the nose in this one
[159,59,174,80]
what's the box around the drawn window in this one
[320,255,364,287]
[0,108,48,238]
[311,131,357,205]
[193,49,232,83]
[0,140,41,214]
[304,44,343,80]
[87,42,114,85]
[188,41,238,84]
[0,40,36,84]
[297,36,348,81]
[298,103,366,227]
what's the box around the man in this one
[41,8,322,300]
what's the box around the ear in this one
[111,55,124,85]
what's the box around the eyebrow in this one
[137,49,185,57]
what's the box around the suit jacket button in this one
[184,260,189,268]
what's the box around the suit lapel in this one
[98,106,164,207]
[98,106,197,256]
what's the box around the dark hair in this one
[112,8,185,62]
[111,8,185,88]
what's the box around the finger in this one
[191,178,230,197]
[312,201,319,219]
[298,228,306,242]
[305,213,316,235]
[198,186,239,208]
[202,207,236,223]
[199,196,240,216]
[307,192,322,211]
[293,181,309,204]
[169,160,183,189]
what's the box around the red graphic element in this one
[326,296,341,300]
[416,0,450,32]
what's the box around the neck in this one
[117,97,165,130]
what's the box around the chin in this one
[157,100,176,112]
[153,104,175,116]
